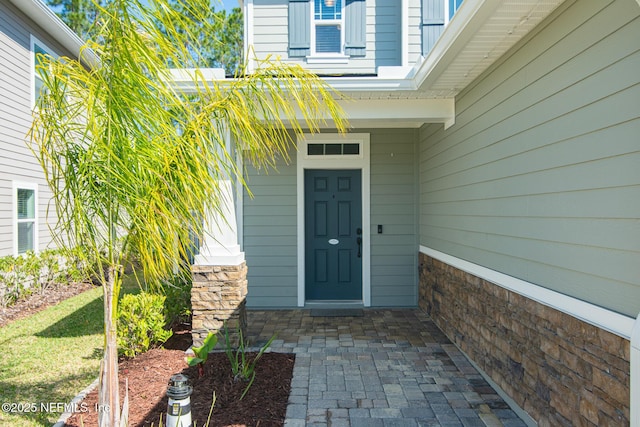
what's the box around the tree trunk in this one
[98,266,120,427]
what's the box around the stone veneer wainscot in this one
[419,253,630,426]
[191,262,247,347]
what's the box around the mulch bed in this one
[0,281,95,328]
[1,284,296,427]
[64,336,295,427]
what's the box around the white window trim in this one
[309,0,346,58]
[306,55,350,64]
[296,133,371,307]
[13,181,39,256]
[30,35,57,109]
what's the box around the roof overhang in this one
[10,0,96,67]
[252,0,566,129]
[177,0,568,130]
[327,0,566,128]
[413,0,567,97]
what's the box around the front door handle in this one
[357,237,362,258]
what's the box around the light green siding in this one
[370,129,418,306]
[243,129,419,308]
[419,0,640,316]
[243,147,298,308]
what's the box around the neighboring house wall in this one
[419,0,638,424]
[0,2,72,256]
[243,129,419,308]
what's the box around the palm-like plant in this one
[29,1,346,425]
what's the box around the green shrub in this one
[0,254,28,307]
[117,292,173,358]
[223,325,276,400]
[0,248,92,308]
[160,273,192,326]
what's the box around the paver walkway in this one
[246,309,528,427]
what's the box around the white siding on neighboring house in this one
[419,0,640,317]
[0,2,71,256]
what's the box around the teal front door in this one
[305,169,363,301]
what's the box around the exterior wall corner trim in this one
[631,312,640,426]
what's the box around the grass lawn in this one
[0,278,140,427]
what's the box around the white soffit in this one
[415,0,566,96]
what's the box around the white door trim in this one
[296,133,371,307]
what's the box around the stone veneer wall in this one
[418,253,630,426]
[191,262,248,347]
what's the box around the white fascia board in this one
[10,0,97,67]
[318,75,418,92]
[167,70,416,93]
[262,98,454,129]
[169,68,227,82]
[168,73,455,127]
[338,98,454,126]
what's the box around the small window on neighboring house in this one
[31,36,55,107]
[14,183,38,255]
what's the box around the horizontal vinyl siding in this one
[369,1,401,68]
[407,0,423,65]
[369,129,418,306]
[419,0,640,317]
[251,0,402,75]
[0,2,70,256]
[243,146,298,308]
[252,2,289,61]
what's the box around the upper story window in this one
[313,0,344,55]
[289,0,366,61]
